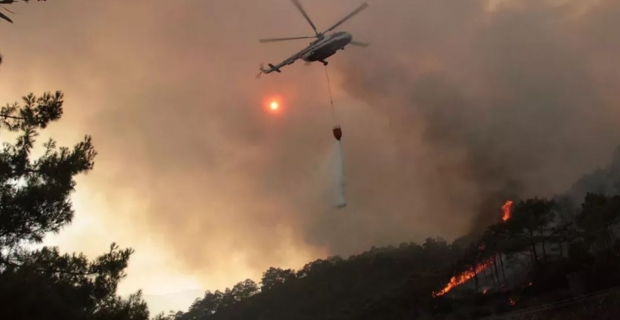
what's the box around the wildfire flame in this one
[432,260,493,297]
[502,200,514,221]
[432,200,515,298]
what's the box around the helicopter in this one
[257,0,369,78]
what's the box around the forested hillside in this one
[157,150,620,320]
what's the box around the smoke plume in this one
[2,0,620,300]
[332,0,620,235]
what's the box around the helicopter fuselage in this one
[257,1,368,76]
[300,31,352,63]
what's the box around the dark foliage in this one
[0,0,47,24]
[0,53,148,319]
[156,187,620,320]
[154,239,460,320]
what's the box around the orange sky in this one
[2,0,620,315]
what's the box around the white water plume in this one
[315,138,347,209]
[333,140,346,208]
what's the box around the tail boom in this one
[259,63,282,74]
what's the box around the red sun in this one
[265,96,283,114]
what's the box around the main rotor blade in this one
[259,36,316,43]
[324,2,369,33]
[291,0,319,35]
[350,41,369,47]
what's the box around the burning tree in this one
[502,200,514,221]
[433,200,516,297]
[432,259,493,297]
[505,198,556,264]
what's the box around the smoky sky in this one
[2,0,620,293]
[334,0,620,235]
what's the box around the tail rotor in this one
[256,63,265,79]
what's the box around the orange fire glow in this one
[432,200,515,298]
[432,260,493,297]
[270,101,279,110]
[502,200,514,221]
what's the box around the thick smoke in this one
[331,0,620,235]
[2,0,620,299]
[564,146,620,205]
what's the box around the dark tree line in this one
[0,44,150,319]
[153,238,460,320]
[153,187,620,320]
